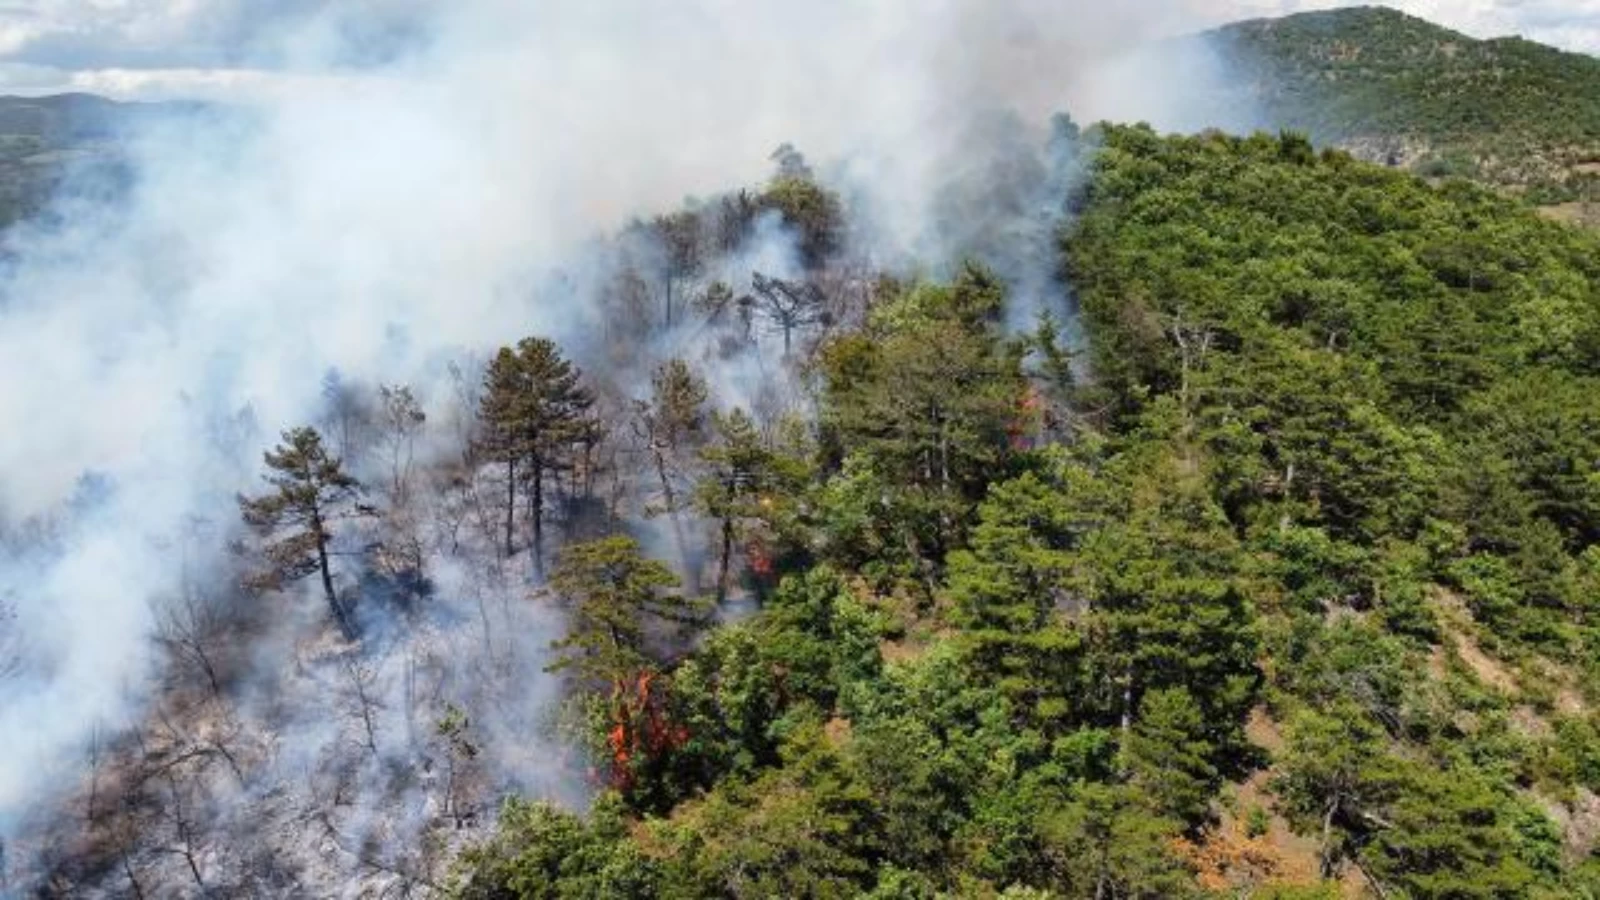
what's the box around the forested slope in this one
[1068,128,1600,894]
[16,29,1600,893]
[1208,6,1600,207]
[447,130,1600,897]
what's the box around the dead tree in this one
[320,368,375,466]
[652,210,704,329]
[153,583,227,698]
[156,770,206,892]
[1165,308,1216,428]
[377,384,427,506]
[434,704,479,828]
[339,651,385,758]
[745,272,830,355]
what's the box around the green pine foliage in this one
[453,127,1600,898]
[238,426,366,635]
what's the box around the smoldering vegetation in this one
[2,127,1082,897]
[0,2,1244,895]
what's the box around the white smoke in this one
[0,0,1236,879]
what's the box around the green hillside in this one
[1208,6,1600,210]
[450,127,1600,900]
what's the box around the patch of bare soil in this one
[1510,705,1554,740]
[1537,201,1599,227]
[1186,767,1358,897]
[878,639,925,665]
[823,716,853,748]
[1182,707,1366,896]
[1534,788,1600,863]
[1246,706,1286,755]
[1430,589,1519,696]
[1556,687,1589,716]
[1452,632,1519,695]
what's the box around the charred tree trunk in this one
[121,850,146,900]
[503,457,516,558]
[312,508,351,638]
[653,447,697,594]
[716,515,734,604]
[532,460,545,574]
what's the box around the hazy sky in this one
[0,0,1597,99]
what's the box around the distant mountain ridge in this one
[0,93,186,230]
[1204,5,1600,212]
[6,7,1600,227]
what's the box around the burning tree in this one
[546,537,707,792]
[603,670,688,795]
[238,426,368,637]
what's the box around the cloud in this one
[0,0,435,95]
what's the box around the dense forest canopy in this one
[446,127,1600,898]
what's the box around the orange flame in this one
[746,538,775,577]
[1009,385,1043,450]
[604,670,689,792]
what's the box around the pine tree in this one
[476,337,595,566]
[477,346,527,558]
[696,409,774,603]
[632,359,708,590]
[1123,687,1218,824]
[947,463,1103,729]
[1073,465,1260,754]
[519,338,594,568]
[1041,781,1199,900]
[818,271,1022,555]
[1364,766,1538,898]
[546,536,706,688]
[238,426,366,636]
[746,272,828,356]
[1274,704,1400,880]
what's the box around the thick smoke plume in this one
[0,1,1234,891]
